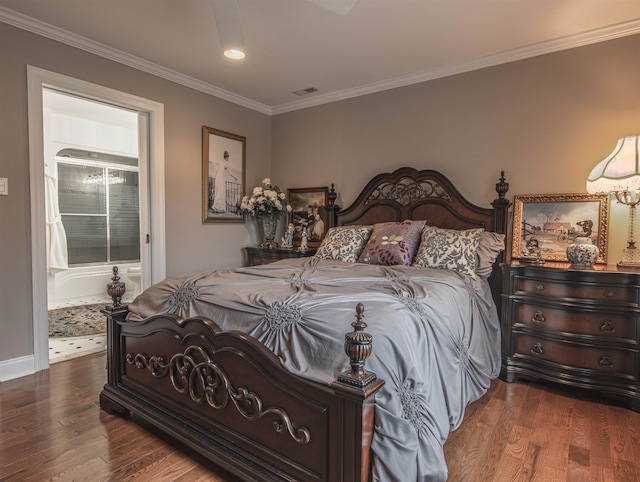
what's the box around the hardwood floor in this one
[1,352,638,481]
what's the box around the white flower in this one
[241,179,291,219]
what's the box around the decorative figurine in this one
[520,238,544,264]
[299,227,308,252]
[282,223,294,248]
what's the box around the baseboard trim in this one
[0,355,36,382]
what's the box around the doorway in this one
[27,66,166,371]
[44,89,141,362]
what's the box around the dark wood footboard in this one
[100,294,384,482]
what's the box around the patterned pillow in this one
[313,225,373,263]
[357,220,426,266]
[413,226,484,278]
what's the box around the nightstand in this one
[243,246,317,267]
[501,261,640,411]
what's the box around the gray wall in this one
[272,34,640,263]
[0,23,270,365]
[2,21,640,370]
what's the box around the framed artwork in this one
[202,126,246,223]
[287,187,329,248]
[511,193,609,263]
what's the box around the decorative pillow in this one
[413,226,484,278]
[357,220,426,266]
[313,225,373,263]
[476,231,506,278]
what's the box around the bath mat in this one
[48,303,107,338]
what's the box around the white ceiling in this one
[2,0,640,115]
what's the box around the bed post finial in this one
[495,171,509,200]
[326,183,340,229]
[328,183,337,205]
[106,266,126,310]
[337,303,378,388]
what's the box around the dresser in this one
[243,246,316,267]
[501,262,640,411]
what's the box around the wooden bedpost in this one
[101,266,129,386]
[326,183,340,229]
[490,171,511,317]
[332,303,384,481]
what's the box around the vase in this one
[566,236,598,267]
[260,217,279,249]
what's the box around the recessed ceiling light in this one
[223,49,246,60]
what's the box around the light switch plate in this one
[0,178,7,196]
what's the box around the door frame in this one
[27,66,166,371]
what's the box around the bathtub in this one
[48,262,141,309]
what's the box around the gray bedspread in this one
[127,257,501,481]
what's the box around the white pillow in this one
[476,231,506,278]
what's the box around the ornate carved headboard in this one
[325,167,510,309]
[327,167,509,233]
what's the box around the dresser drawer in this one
[515,303,638,342]
[514,334,637,377]
[516,278,637,303]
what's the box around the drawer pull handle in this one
[535,284,544,292]
[530,343,544,356]
[604,291,613,299]
[532,311,545,323]
[598,354,614,368]
[600,320,615,333]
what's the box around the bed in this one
[100,167,510,481]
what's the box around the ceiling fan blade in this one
[305,0,356,15]
[211,0,245,54]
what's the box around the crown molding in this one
[2,6,639,117]
[271,17,640,115]
[0,6,272,115]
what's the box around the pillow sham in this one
[313,225,373,263]
[413,226,484,278]
[476,231,506,278]
[357,220,426,266]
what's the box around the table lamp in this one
[586,135,640,268]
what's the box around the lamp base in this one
[617,247,640,269]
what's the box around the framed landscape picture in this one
[287,187,329,248]
[511,193,609,263]
[202,126,245,223]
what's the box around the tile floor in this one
[48,294,133,364]
[49,335,108,364]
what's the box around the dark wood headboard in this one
[325,167,511,310]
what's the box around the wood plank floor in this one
[1,352,638,481]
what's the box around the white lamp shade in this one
[587,136,640,193]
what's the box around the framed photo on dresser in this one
[287,187,329,248]
[511,193,608,263]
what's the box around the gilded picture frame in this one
[511,193,609,263]
[202,126,246,223]
[287,187,329,248]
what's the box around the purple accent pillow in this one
[357,220,426,266]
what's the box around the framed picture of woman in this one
[202,126,246,223]
[287,187,329,248]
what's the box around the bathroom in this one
[44,89,142,359]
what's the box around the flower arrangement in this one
[240,178,291,219]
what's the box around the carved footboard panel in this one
[100,305,384,482]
